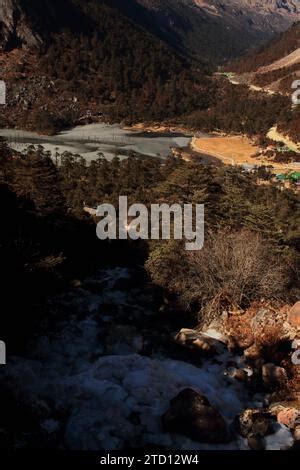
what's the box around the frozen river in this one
[0,123,192,161]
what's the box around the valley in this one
[0,0,299,457]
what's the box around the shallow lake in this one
[0,123,193,161]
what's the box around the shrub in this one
[146,230,290,326]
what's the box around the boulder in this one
[174,329,223,356]
[262,364,288,389]
[288,302,300,329]
[162,388,229,443]
[269,402,300,430]
[277,408,299,429]
[239,409,275,438]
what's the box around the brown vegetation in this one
[146,230,292,326]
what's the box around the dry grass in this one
[191,135,259,165]
[191,134,300,170]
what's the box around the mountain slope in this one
[230,22,300,94]
[125,0,300,62]
[0,0,294,135]
[2,1,299,60]
[0,0,214,130]
[228,21,300,142]
[0,0,89,50]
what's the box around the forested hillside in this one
[0,0,214,131]
[230,21,300,95]
[117,0,300,62]
[1,142,299,352]
[232,22,300,75]
[0,0,295,134]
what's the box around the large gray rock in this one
[162,388,229,443]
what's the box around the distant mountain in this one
[1,1,299,60]
[127,0,300,62]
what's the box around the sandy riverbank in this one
[191,135,259,165]
[124,122,191,135]
[191,134,300,172]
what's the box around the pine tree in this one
[12,148,66,216]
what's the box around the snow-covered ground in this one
[1,268,294,450]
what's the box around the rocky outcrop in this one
[1,0,299,59]
[162,388,229,443]
[0,0,41,50]
[288,301,300,329]
[0,0,87,51]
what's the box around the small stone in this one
[262,364,288,389]
[233,369,248,382]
